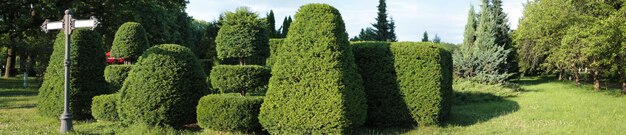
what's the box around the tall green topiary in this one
[37,29,108,120]
[215,7,269,65]
[110,22,150,63]
[258,4,367,134]
[117,44,208,127]
[104,65,133,93]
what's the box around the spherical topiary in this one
[196,94,263,132]
[37,29,108,120]
[215,7,269,64]
[117,44,208,127]
[111,22,149,63]
[104,65,133,93]
[258,4,367,134]
[91,93,119,121]
[210,65,270,95]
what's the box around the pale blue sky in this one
[186,0,527,44]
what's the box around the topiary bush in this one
[265,38,284,67]
[110,22,150,63]
[104,65,133,93]
[259,4,367,134]
[210,65,270,94]
[196,93,263,132]
[91,93,119,121]
[215,7,269,65]
[390,42,453,126]
[37,29,108,120]
[117,44,208,127]
[351,42,414,127]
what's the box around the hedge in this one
[265,38,284,67]
[215,7,269,64]
[210,65,270,94]
[91,93,119,121]
[196,94,263,132]
[104,65,133,93]
[351,42,413,126]
[118,44,208,127]
[259,4,367,134]
[352,41,453,126]
[110,22,150,63]
[37,29,108,120]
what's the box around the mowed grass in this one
[1,77,625,134]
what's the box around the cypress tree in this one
[464,6,478,47]
[267,10,278,38]
[422,31,429,42]
[280,16,292,38]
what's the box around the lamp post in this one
[40,9,100,133]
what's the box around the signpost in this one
[40,9,100,133]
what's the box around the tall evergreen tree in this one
[267,10,279,38]
[472,0,511,83]
[455,5,479,78]
[422,31,429,42]
[433,34,441,43]
[492,0,518,76]
[372,0,395,41]
[280,16,292,38]
[463,5,478,47]
[389,17,397,41]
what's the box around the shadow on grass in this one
[515,76,555,86]
[444,98,519,127]
[0,89,38,97]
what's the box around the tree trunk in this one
[575,70,580,87]
[241,88,246,96]
[558,70,563,80]
[3,46,16,78]
[593,70,600,91]
[622,82,625,95]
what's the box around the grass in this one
[1,76,625,134]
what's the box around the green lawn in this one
[1,77,624,134]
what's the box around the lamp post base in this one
[59,113,72,133]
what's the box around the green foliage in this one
[118,44,208,127]
[210,65,270,94]
[37,29,108,120]
[351,27,377,41]
[266,10,280,38]
[215,7,269,63]
[196,94,263,132]
[280,16,292,38]
[265,39,284,67]
[259,4,367,134]
[452,79,520,105]
[422,31,429,42]
[110,22,149,63]
[91,93,119,121]
[104,65,132,93]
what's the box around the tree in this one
[110,22,150,63]
[389,17,397,41]
[279,16,292,38]
[0,1,42,78]
[433,34,441,43]
[351,27,377,41]
[492,0,518,77]
[422,31,429,42]
[215,7,269,65]
[267,10,279,38]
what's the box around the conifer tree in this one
[492,0,518,76]
[280,16,292,38]
[389,17,397,41]
[433,34,441,43]
[267,10,279,38]
[422,31,429,42]
[472,0,511,83]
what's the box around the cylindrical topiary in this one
[196,93,263,132]
[215,7,269,65]
[117,44,208,127]
[110,22,150,63]
[37,29,108,120]
[104,65,133,93]
[258,4,367,134]
[91,93,119,121]
[210,65,270,95]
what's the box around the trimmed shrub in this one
[265,38,284,67]
[196,94,263,132]
[37,29,108,120]
[104,65,133,93]
[215,7,269,64]
[110,22,150,63]
[351,42,413,126]
[259,4,367,134]
[91,93,119,121]
[210,65,270,94]
[118,44,208,127]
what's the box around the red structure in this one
[106,52,125,64]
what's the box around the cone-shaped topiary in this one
[117,44,208,127]
[258,4,367,134]
[37,29,108,120]
[111,22,150,63]
[215,7,269,65]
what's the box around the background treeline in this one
[514,0,626,91]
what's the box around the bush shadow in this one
[443,95,519,127]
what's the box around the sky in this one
[185,0,527,44]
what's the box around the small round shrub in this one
[91,93,119,121]
[118,44,208,127]
[259,4,367,134]
[210,65,270,94]
[38,29,108,120]
[111,22,150,63]
[196,94,263,132]
[104,65,133,93]
[215,7,269,64]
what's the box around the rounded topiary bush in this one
[104,65,133,93]
[91,93,119,121]
[196,93,263,132]
[259,4,367,134]
[38,29,108,120]
[118,44,208,127]
[210,65,270,94]
[110,22,150,63]
[215,7,269,65]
